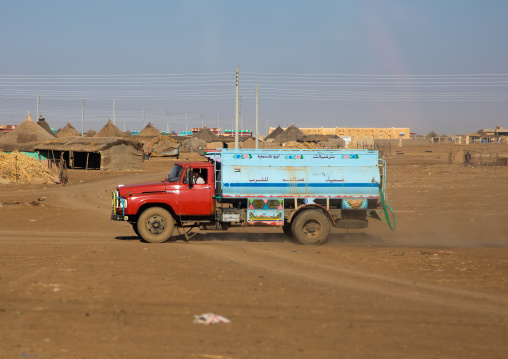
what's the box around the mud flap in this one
[373,209,388,223]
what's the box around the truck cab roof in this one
[174,161,213,167]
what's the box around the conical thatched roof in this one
[84,129,96,137]
[56,122,81,138]
[194,126,217,141]
[0,113,57,151]
[137,122,161,137]
[274,124,305,142]
[95,119,123,137]
[426,131,438,139]
[37,116,56,138]
[265,126,284,140]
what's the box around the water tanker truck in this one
[111,149,395,245]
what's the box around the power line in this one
[1,71,508,133]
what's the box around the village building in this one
[269,126,410,140]
[56,122,81,138]
[191,127,221,136]
[36,115,57,137]
[34,137,143,171]
[95,119,124,137]
[481,126,508,137]
[0,113,56,159]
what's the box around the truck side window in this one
[193,169,207,184]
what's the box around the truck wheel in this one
[137,207,174,243]
[291,210,330,245]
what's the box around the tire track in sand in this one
[185,242,508,318]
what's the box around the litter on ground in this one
[193,313,231,325]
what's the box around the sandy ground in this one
[1,144,508,358]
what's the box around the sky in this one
[1,0,507,135]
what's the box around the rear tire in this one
[137,207,174,243]
[291,210,331,245]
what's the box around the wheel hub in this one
[147,215,166,234]
[304,220,321,236]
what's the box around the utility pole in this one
[143,106,146,128]
[166,110,169,133]
[256,83,259,149]
[239,95,243,132]
[186,112,188,136]
[201,113,204,128]
[235,66,239,149]
[36,94,40,121]
[218,114,220,135]
[81,99,85,136]
[113,100,116,125]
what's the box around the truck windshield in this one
[167,165,183,182]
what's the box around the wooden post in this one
[86,152,89,170]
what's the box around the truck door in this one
[180,167,213,215]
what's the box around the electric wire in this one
[1,71,507,131]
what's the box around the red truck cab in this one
[112,161,215,242]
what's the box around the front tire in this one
[137,207,174,243]
[131,223,141,238]
[291,210,331,245]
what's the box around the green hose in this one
[379,186,396,231]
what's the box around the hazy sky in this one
[1,0,507,135]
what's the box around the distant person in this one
[193,170,205,184]
[464,151,472,166]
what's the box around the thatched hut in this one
[194,126,218,142]
[265,126,284,140]
[137,122,161,137]
[84,129,96,137]
[95,119,124,137]
[35,137,143,170]
[37,115,57,138]
[273,124,306,143]
[56,122,81,138]
[239,137,263,149]
[0,113,56,152]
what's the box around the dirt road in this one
[1,145,508,358]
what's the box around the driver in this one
[193,170,205,184]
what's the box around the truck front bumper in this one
[111,191,129,221]
[111,213,129,221]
